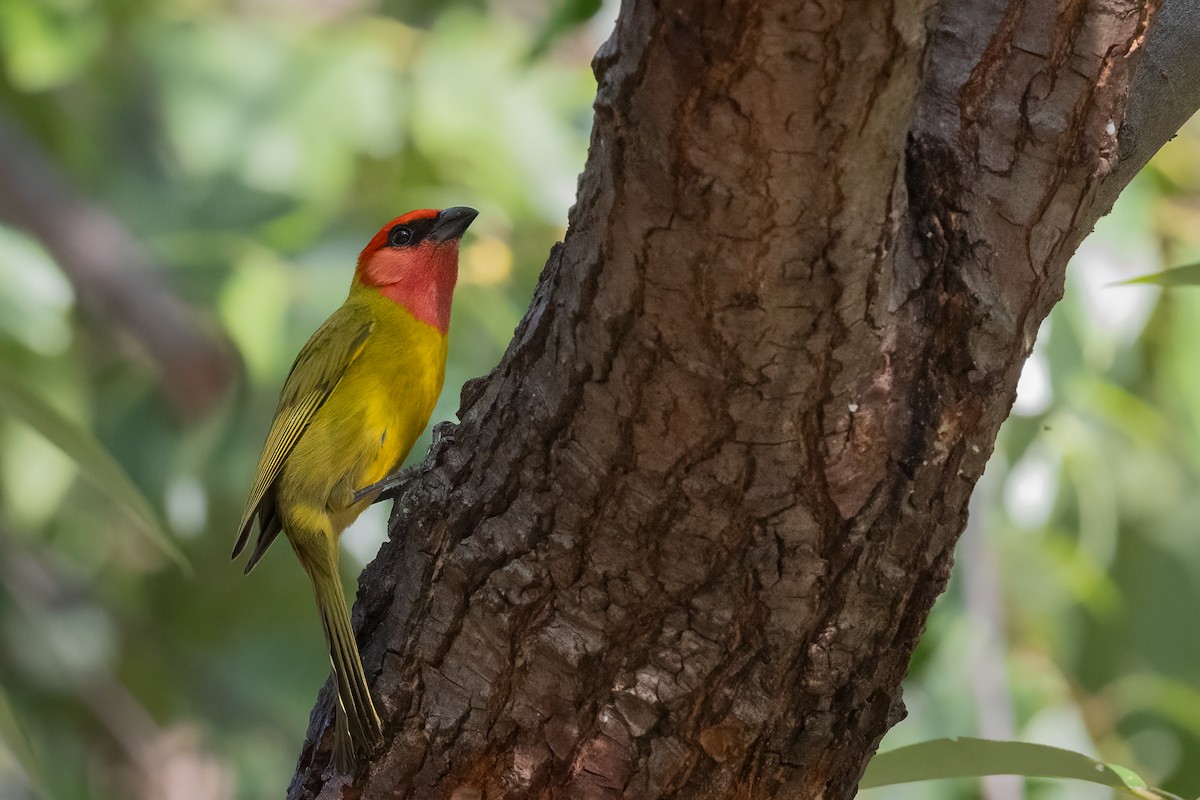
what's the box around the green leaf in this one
[0,364,189,572]
[1115,263,1200,286]
[0,682,42,795]
[860,738,1172,798]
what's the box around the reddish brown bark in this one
[289,1,1196,798]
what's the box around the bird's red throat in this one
[358,243,459,335]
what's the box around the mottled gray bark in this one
[289,1,1196,798]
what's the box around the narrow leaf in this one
[860,737,1160,797]
[0,683,42,795]
[0,365,189,572]
[1115,263,1200,286]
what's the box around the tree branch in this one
[0,113,235,419]
[1109,0,1200,196]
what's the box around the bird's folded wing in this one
[233,311,375,554]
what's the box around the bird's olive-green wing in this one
[232,311,374,559]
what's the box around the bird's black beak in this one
[428,206,479,243]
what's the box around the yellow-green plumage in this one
[234,207,475,773]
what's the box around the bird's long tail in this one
[310,565,383,773]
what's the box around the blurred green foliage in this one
[1,1,1199,799]
[0,0,598,797]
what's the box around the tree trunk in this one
[289,1,1200,797]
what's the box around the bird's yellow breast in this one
[276,286,448,535]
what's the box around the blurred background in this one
[0,1,1196,799]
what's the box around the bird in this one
[232,206,478,772]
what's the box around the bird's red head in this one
[356,206,478,334]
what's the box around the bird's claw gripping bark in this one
[353,466,418,504]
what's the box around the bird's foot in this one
[353,466,418,504]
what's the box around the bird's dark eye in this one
[388,225,414,247]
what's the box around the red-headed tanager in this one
[233,206,478,771]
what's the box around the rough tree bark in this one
[290,1,1200,798]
